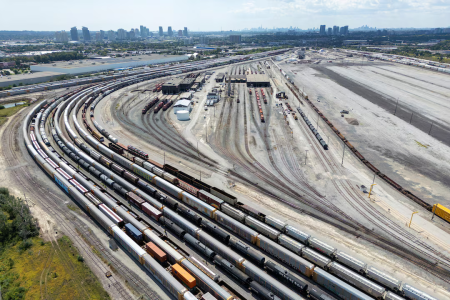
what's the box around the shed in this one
[180,92,193,100]
[109,239,118,251]
[180,78,195,91]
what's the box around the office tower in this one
[70,27,79,41]
[159,26,163,36]
[183,27,188,37]
[100,30,105,39]
[328,28,332,35]
[108,30,116,41]
[342,25,349,35]
[229,35,241,43]
[130,29,135,39]
[168,26,173,36]
[320,25,326,35]
[178,30,183,37]
[140,25,146,38]
[333,26,339,35]
[118,29,126,40]
[82,26,91,41]
[55,31,68,42]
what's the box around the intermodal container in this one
[125,223,142,243]
[146,242,167,263]
[172,263,196,289]
[433,203,450,223]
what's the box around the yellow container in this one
[433,204,450,223]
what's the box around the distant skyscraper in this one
[178,30,183,37]
[135,28,140,37]
[82,26,91,41]
[320,25,326,35]
[183,27,188,37]
[117,29,126,40]
[140,25,146,38]
[55,31,69,43]
[100,30,105,40]
[229,35,241,43]
[328,28,332,35]
[333,26,340,35]
[95,32,102,41]
[168,26,173,36]
[108,30,116,41]
[70,27,79,41]
[342,25,349,35]
[159,26,163,37]
[130,29,136,39]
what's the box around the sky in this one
[3,0,450,31]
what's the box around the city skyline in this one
[3,0,450,31]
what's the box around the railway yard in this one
[1,48,450,300]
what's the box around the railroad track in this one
[286,81,450,283]
[1,111,135,299]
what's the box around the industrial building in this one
[162,78,183,94]
[215,73,225,82]
[230,75,246,83]
[30,54,188,75]
[246,74,271,87]
[180,78,195,91]
[0,71,64,88]
[173,99,192,114]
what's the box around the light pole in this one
[368,184,376,198]
[394,99,399,115]
[428,122,434,135]
[304,150,308,165]
[341,143,345,166]
[409,211,418,228]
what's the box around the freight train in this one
[70,89,438,300]
[296,107,328,150]
[39,67,440,300]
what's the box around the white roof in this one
[174,99,191,107]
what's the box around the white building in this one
[207,90,220,103]
[173,99,192,114]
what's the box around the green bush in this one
[77,255,84,262]
[0,106,4,110]
[18,239,33,252]
[0,187,9,195]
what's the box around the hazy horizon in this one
[3,0,450,31]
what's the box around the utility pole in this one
[197,141,199,157]
[394,99,399,115]
[409,112,414,124]
[164,152,165,165]
[341,144,345,166]
[304,150,308,165]
[428,121,434,135]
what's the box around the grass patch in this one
[0,236,111,300]
[0,189,110,300]
[0,117,7,127]
[0,104,28,118]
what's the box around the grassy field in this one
[0,236,111,300]
[0,102,29,127]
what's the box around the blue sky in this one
[4,0,450,31]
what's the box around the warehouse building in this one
[215,73,225,82]
[162,78,182,94]
[30,54,188,75]
[173,99,192,114]
[179,77,195,92]
[246,74,271,87]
